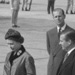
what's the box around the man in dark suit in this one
[46,8,75,75]
[47,0,55,14]
[57,31,75,75]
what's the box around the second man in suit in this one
[57,31,75,75]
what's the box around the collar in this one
[17,45,25,56]
[57,23,66,32]
[13,45,25,56]
[68,47,75,55]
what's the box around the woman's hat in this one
[5,28,24,43]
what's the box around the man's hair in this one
[62,31,75,43]
[53,8,65,16]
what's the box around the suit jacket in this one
[57,49,75,75]
[46,25,74,75]
[3,46,36,75]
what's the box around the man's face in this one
[6,39,20,51]
[59,34,71,50]
[53,10,65,27]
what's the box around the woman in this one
[3,28,36,75]
[10,0,20,27]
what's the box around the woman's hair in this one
[5,28,24,44]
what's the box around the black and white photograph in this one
[0,0,75,75]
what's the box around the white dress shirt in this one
[68,47,75,55]
[57,24,66,32]
[63,47,75,63]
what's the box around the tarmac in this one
[0,0,75,75]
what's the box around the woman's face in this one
[6,39,21,51]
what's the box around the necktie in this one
[58,27,61,37]
[59,27,61,33]
[63,53,68,63]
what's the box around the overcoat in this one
[46,25,74,75]
[3,46,36,75]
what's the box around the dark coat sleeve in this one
[25,56,36,75]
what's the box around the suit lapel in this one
[59,49,75,74]
[52,27,59,42]
[50,27,62,56]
